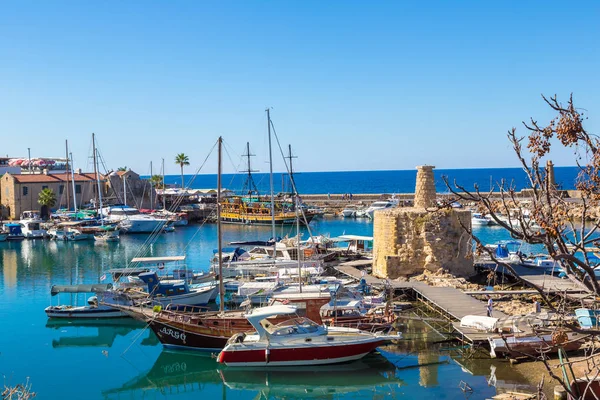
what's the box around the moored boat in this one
[216,305,400,367]
[45,284,128,318]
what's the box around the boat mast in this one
[267,108,276,252]
[217,137,225,313]
[123,171,127,206]
[150,161,154,210]
[241,142,259,199]
[65,140,71,210]
[92,133,104,224]
[296,195,302,292]
[287,144,297,195]
[92,133,99,211]
[161,158,165,210]
[69,152,77,213]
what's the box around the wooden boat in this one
[320,299,397,331]
[141,291,332,351]
[45,284,128,318]
[216,305,400,367]
[488,329,585,358]
[137,271,217,307]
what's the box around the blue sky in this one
[1,1,598,175]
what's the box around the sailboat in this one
[220,112,314,226]
[90,133,120,242]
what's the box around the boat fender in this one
[265,348,270,363]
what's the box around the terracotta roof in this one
[11,172,100,183]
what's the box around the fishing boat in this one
[488,329,585,358]
[137,271,217,307]
[3,223,25,240]
[45,284,128,318]
[47,222,95,241]
[216,304,400,367]
[575,308,600,330]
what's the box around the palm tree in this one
[175,153,190,189]
[149,174,164,189]
[38,188,56,220]
[117,166,128,172]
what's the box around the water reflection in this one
[46,318,156,348]
[104,351,403,399]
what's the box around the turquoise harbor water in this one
[1,219,533,399]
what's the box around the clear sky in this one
[1,1,598,175]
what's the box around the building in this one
[0,171,105,219]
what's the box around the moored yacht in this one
[365,197,400,219]
[19,210,47,238]
[216,305,400,367]
[101,205,168,233]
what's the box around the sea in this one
[160,166,580,194]
[0,166,566,399]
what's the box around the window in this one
[22,186,28,196]
[59,185,64,194]
[42,185,48,190]
[75,185,81,194]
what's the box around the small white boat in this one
[341,208,356,218]
[471,212,491,226]
[217,305,401,367]
[19,211,47,238]
[48,228,94,241]
[45,284,128,318]
[94,230,120,242]
[365,198,400,219]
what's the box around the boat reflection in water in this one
[104,351,403,399]
[45,318,157,348]
[219,354,404,398]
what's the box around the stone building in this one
[0,171,105,219]
[105,170,154,209]
[373,165,473,278]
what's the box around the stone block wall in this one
[373,207,473,278]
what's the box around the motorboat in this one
[365,198,400,219]
[3,223,25,240]
[341,207,357,218]
[101,205,168,233]
[45,284,128,318]
[575,308,600,330]
[48,226,94,241]
[216,305,400,367]
[94,229,120,242]
[319,299,397,331]
[471,212,491,226]
[19,210,47,238]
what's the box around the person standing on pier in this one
[486,295,494,317]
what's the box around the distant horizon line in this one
[142,164,578,177]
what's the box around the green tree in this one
[175,153,190,189]
[149,174,164,189]
[38,188,56,219]
[117,166,128,172]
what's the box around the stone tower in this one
[546,160,556,188]
[373,165,473,278]
[414,165,436,209]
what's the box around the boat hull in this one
[45,305,128,318]
[489,331,584,358]
[218,340,386,367]
[153,285,217,307]
[148,318,231,351]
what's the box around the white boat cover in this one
[459,315,498,331]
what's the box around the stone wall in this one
[373,207,473,278]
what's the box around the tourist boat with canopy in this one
[216,304,401,367]
[45,284,128,318]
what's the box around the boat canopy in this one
[131,256,186,263]
[245,305,298,338]
[51,283,113,295]
[108,267,151,280]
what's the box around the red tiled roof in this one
[11,172,101,183]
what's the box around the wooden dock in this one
[335,262,508,343]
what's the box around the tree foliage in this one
[38,188,56,209]
[175,153,190,189]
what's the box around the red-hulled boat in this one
[217,305,401,367]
